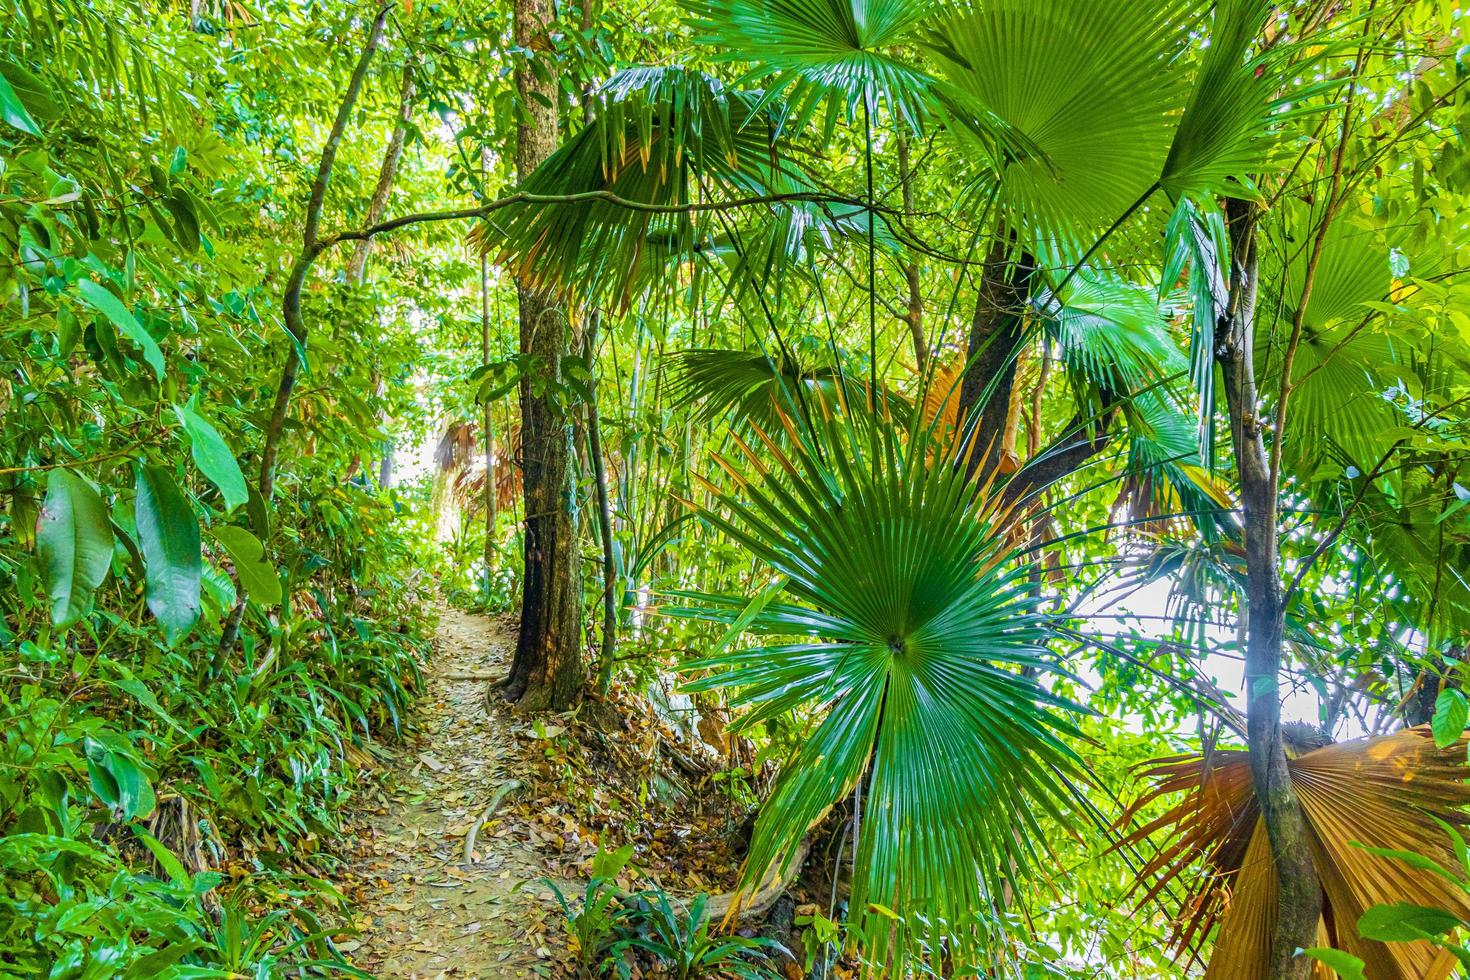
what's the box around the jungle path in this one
[338,607,555,979]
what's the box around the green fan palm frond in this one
[1119,389,1233,539]
[927,0,1195,250]
[718,198,902,307]
[1163,196,1231,464]
[663,346,860,431]
[1160,0,1295,201]
[664,411,1083,970]
[1038,272,1187,395]
[1261,219,1401,473]
[690,0,942,132]
[473,66,804,307]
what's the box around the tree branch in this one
[258,3,392,501]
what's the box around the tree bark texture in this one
[957,236,1034,483]
[502,0,584,709]
[1217,197,1322,979]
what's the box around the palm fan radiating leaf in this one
[664,346,861,431]
[1038,271,1186,395]
[473,66,804,307]
[690,0,943,131]
[1117,727,1470,979]
[1159,0,1294,201]
[1261,219,1402,474]
[663,408,1084,970]
[927,0,1193,250]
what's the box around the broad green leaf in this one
[84,734,156,821]
[1300,948,1365,980]
[174,403,248,512]
[0,68,39,135]
[131,827,189,885]
[135,465,201,644]
[590,842,636,881]
[76,280,164,380]
[1357,901,1461,943]
[36,470,114,627]
[1432,689,1468,749]
[211,525,281,606]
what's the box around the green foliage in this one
[547,846,787,980]
[1,1,450,974]
[611,889,786,980]
[672,408,1083,970]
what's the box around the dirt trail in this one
[340,607,554,979]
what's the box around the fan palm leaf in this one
[1038,271,1187,395]
[663,345,865,432]
[473,66,805,307]
[1261,220,1402,473]
[1118,389,1232,539]
[1159,0,1297,201]
[926,0,1194,250]
[663,410,1084,970]
[689,0,943,132]
[1117,727,1470,979]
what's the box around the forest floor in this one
[336,607,554,978]
[331,606,758,978]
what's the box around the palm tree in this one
[664,405,1084,971]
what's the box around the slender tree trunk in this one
[259,4,391,501]
[582,314,617,694]
[480,148,499,586]
[895,131,926,373]
[348,61,416,284]
[502,0,584,709]
[1216,197,1322,978]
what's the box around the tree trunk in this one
[582,314,618,695]
[1216,197,1322,978]
[480,148,499,586]
[957,236,1034,482]
[502,0,584,710]
[347,61,416,284]
[896,131,927,373]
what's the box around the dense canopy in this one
[3,0,1470,978]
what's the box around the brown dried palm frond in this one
[1116,726,1470,980]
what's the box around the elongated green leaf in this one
[0,68,40,135]
[132,827,189,885]
[76,279,164,380]
[36,470,114,627]
[1302,948,1366,980]
[135,465,201,643]
[1433,689,1468,750]
[1358,902,1462,943]
[174,403,248,512]
[211,525,281,606]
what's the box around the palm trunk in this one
[502,0,584,710]
[1217,197,1321,978]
